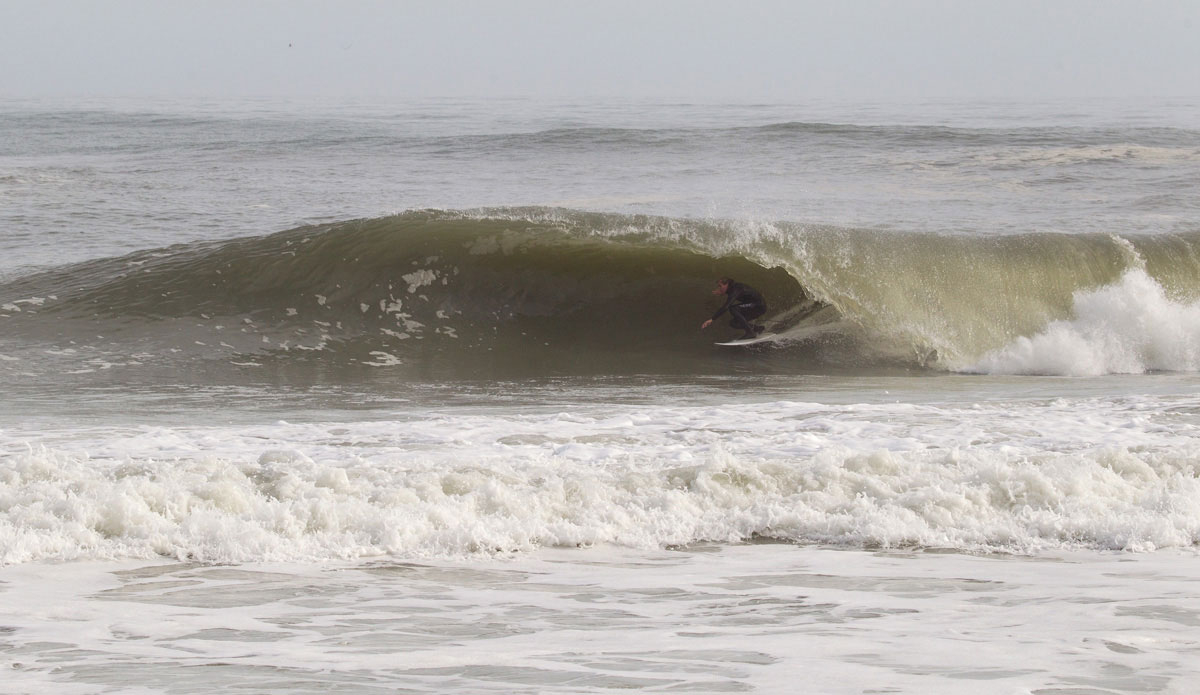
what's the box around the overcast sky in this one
[3,0,1198,101]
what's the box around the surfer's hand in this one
[701,319,712,329]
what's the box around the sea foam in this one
[969,268,1200,375]
[4,396,1199,565]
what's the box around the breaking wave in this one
[3,208,1200,378]
[5,396,1200,564]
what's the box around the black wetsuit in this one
[712,282,767,338]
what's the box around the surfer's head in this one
[714,277,733,295]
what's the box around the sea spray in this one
[969,268,1200,375]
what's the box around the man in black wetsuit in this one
[700,277,766,340]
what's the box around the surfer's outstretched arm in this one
[710,295,733,322]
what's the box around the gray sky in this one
[3,0,1198,100]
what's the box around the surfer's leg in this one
[728,305,756,339]
[744,304,766,334]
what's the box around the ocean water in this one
[2,96,1200,693]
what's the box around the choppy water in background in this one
[3,97,1200,693]
[3,96,1198,273]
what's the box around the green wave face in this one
[3,208,1198,379]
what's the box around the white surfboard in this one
[715,333,776,347]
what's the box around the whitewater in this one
[3,97,1200,694]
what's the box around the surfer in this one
[701,277,766,340]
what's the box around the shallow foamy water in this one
[4,376,1200,564]
[2,545,1198,694]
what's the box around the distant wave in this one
[3,208,1200,378]
[8,107,1198,159]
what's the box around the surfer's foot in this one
[754,325,765,334]
[739,331,757,340]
